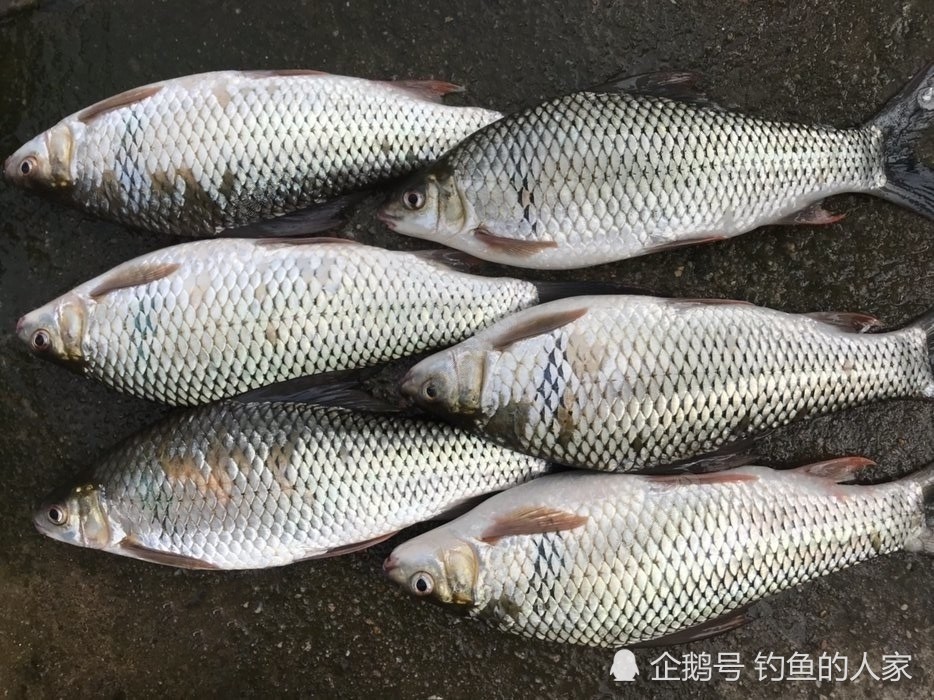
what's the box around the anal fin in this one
[778,202,845,226]
[792,456,876,483]
[633,607,751,647]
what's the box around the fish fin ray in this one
[409,249,485,273]
[480,506,587,545]
[385,79,465,103]
[490,307,588,351]
[77,85,163,123]
[89,262,180,300]
[633,608,751,647]
[644,235,726,253]
[118,537,219,570]
[473,228,558,256]
[792,456,876,484]
[233,371,398,413]
[805,312,883,333]
[301,532,399,560]
[777,201,846,226]
[225,192,366,237]
[644,472,759,487]
[253,236,359,248]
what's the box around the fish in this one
[384,458,934,647]
[400,295,934,471]
[3,70,502,237]
[34,401,549,570]
[379,64,934,269]
[15,238,607,406]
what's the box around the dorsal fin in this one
[474,228,559,256]
[805,312,882,333]
[480,506,587,545]
[668,297,755,310]
[792,456,876,483]
[242,69,329,79]
[588,70,725,110]
[254,236,359,248]
[386,79,465,103]
[89,262,180,300]
[490,307,588,351]
[118,536,219,570]
[645,472,759,487]
[77,84,163,124]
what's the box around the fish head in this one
[379,162,471,242]
[16,295,88,370]
[383,529,479,607]
[34,483,113,550]
[4,123,76,192]
[400,346,485,418]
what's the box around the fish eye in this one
[20,156,37,176]
[403,188,426,210]
[47,505,67,526]
[31,329,51,352]
[423,383,438,400]
[410,572,434,596]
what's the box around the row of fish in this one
[7,65,934,267]
[17,250,934,471]
[10,62,934,650]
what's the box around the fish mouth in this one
[398,369,420,402]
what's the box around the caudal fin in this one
[871,62,934,219]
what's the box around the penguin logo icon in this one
[611,649,639,682]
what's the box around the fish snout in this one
[382,554,398,576]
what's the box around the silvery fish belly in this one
[380,65,934,268]
[402,296,934,471]
[3,70,502,236]
[385,461,934,647]
[16,238,542,406]
[33,401,548,570]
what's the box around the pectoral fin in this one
[490,307,588,351]
[480,506,588,545]
[792,456,876,483]
[118,537,219,570]
[633,607,751,647]
[89,262,180,300]
[473,228,558,256]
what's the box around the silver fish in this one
[4,70,501,237]
[401,295,934,471]
[385,459,934,647]
[34,401,548,570]
[15,238,587,406]
[380,65,934,268]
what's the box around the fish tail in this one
[871,61,934,220]
[903,465,934,554]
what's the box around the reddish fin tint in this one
[89,262,180,300]
[805,311,882,333]
[77,85,163,124]
[644,234,726,253]
[387,79,465,103]
[480,506,588,545]
[474,228,559,256]
[304,532,398,560]
[778,202,846,226]
[792,456,876,483]
[490,307,588,351]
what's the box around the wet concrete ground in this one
[1,0,933,698]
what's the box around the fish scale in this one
[404,296,934,471]
[461,468,924,646]
[18,239,544,406]
[6,71,501,236]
